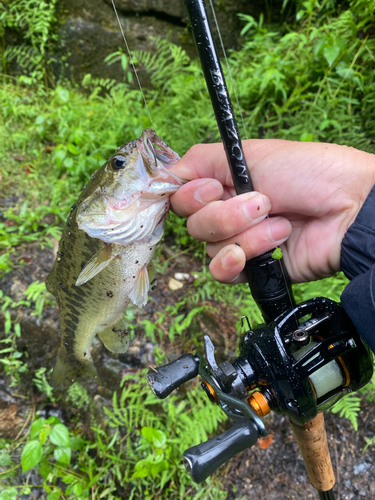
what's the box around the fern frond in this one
[330,393,361,430]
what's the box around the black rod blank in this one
[184,0,253,195]
[184,0,297,324]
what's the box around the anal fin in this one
[98,319,130,354]
[76,245,117,286]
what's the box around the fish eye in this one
[111,155,127,170]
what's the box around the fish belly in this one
[51,242,155,388]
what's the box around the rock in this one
[174,272,190,281]
[53,0,272,85]
[104,0,186,19]
[90,394,115,433]
[58,13,187,83]
[168,277,184,290]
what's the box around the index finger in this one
[170,140,267,189]
[171,143,235,186]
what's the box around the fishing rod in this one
[146,1,373,498]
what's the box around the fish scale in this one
[46,130,183,388]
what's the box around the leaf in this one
[47,491,61,500]
[70,435,85,451]
[63,157,74,169]
[271,247,283,260]
[67,143,79,155]
[54,446,71,465]
[0,451,13,466]
[56,86,69,103]
[141,427,166,448]
[54,148,66,167]
[71,483,83,495]
[46,416,61,425]
[323,45,340,67]
[0,487,18,500]
[300,132,314,142]
[35,115,45,125]
[21,440,43,472]
[30,417,45,439]
[131,460,149,479]
[39,423,51,446]
[73,128,84,145]
[151,460,169,478]
[49,423,70,447]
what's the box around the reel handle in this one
[183,419,259,483]
[290,413,335,492]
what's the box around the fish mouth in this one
[139,129,184,184]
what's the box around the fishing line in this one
[208,0,248,141]
[110,0,155,130]
[206,0,265,203]
[207,0,298,320]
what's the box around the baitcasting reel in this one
[147,296,373,483]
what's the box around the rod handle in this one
[290,413,335,492]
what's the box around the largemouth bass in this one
[46,129,183,388]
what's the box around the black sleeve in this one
[341,184,375,354]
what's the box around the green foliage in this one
[330,393,362,431]
[233,1,375,152]
[33,367,56,402]
[140,302,216,343]
[103,372,227,499]
[0,284,53,385]
[0,376,227,500]
[0,290,28,385]
[292,273,349,303]
[0,0,58,84]
[67,382,91,410]
[271,247,283,260]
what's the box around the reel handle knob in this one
[183,419,259,483]
[146,353,199,399]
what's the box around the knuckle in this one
[216,205,237,237]
[185,143,208,161]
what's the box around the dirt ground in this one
[1,238,375,499]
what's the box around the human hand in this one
[170,140,375,284]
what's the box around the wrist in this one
[341,182,375,280]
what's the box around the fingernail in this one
[194,180,223,204]
[241,194,271,221]
[221,247,242,270]
[266,217,291,244]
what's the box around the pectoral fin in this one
[98,320,130,354]
[129,265,150,307]
[76,245,117,286]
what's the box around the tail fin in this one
[50,346,101,389]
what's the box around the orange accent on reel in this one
[201,380,219,404]
[337,356,351,387]
[247,391,270,417]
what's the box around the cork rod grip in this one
[290,413,335,492]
